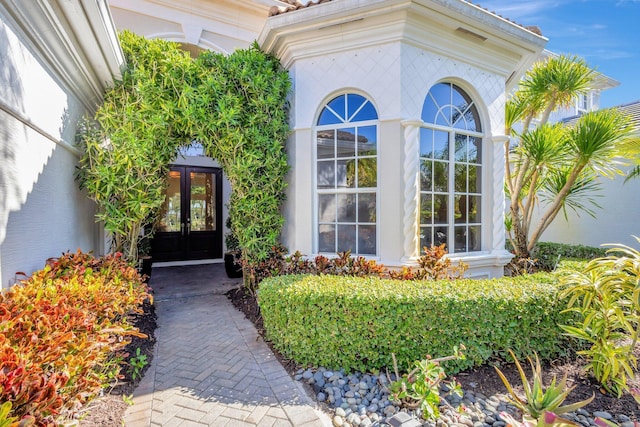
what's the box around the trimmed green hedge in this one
[532,242,606,271]
[258,273,574,374]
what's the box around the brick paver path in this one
[124,265,330,427]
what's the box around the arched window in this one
[316,93,378,255]
[419,83,482,253]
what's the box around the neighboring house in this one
[1,0,550,286]
[0,0,123,288]
[534,100,640,249]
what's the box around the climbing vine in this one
[76,31,290,273]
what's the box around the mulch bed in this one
[80,283,639,425]
[226,286,640,420]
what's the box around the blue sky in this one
[480,0,640,108]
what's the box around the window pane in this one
[436,106,452,127]
[434,226,448,247]
[318,107,342,125]
[433,161,448,192]
[317,160,335,188]
[317,130,335,159]
[159,170,181,232]
[469,195,481,223]
[455,164,467,192]
[455,195,467,224]
[347,94,367,120]
[469,225,481,251]
[327,95,346,121]
[337,194,356,222]
[358,158,377,187]
[420,160,433,191]
[454,226,467,253]
[352,101,378,122]
[454,134,467,162]
[434,131,449,160]
[358,225,376,255]
[336,128,356,158]
[469,165,480,193]
[319,224,335,252]
[420,193,433,224]
[469,137,482,164]
[336,159,355,188]
[337,224,357,253]
[452,106,468,130]
[358,193,376,223]
[451,86,470,115]
[318,194,336,222]
[190,172,215,232]
[434,194,448,224]
[358,126,377,156]
[420,128,433,158]
[420,227,433,251]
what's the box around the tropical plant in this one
[495,350,593,421]
[388,347,465,420]
[505,54,640,258]
[77,32,290,273]
[560,237,640,396]
[128,347,148,382]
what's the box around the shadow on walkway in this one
[125,263,331,427]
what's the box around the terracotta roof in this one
[269,0,333,16]
[562,101,640,131]
[268,0,541,35]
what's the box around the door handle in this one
[181,223,185,236]
[187,218,191,235]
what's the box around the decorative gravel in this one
[295,367,632,427]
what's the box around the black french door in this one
[152,166,223,261]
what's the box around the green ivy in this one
[76,32,290,270]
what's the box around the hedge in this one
[258,273,574,374]
[532,242,606,271]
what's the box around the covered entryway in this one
[152,165,223,261]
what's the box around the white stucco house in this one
[1,0,555,287]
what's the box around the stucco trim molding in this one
[401,119,422,263]
[0,0,124,111]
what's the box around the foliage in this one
[0,402,34,427]
[258,272,572,373]
[505,54,639,258]
[77,32,291,270]
[242,244,465,293]
[560,238,640,396]
[495,350,593,422]
[388,244,467,280]
[0,250,151,425]
[532,242,607,271]
[388,347,465,420]
[192,45,291,282]
[128,348,148,382]
[76,31,191,262]
[499,410,582,427]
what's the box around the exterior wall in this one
[534,168,640,250]
[0,13,97,288]
[282,41,513,277]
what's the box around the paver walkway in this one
[124,263,331,427]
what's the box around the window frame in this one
[314,93,380,257]
[419,83,484,254]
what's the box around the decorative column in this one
[491,134,510,253]
[400,120,422,263]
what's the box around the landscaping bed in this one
[227,285,640,422]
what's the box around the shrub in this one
[258,272,573,374]
[532,242,606,271]
[560,238,640,396]
[0,250,151,424]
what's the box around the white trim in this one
[0,99,81,157]
[0,0,124,112]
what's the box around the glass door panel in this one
[189,172,216,232]
[159,170,182,232]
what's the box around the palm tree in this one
[506,55,639,258]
